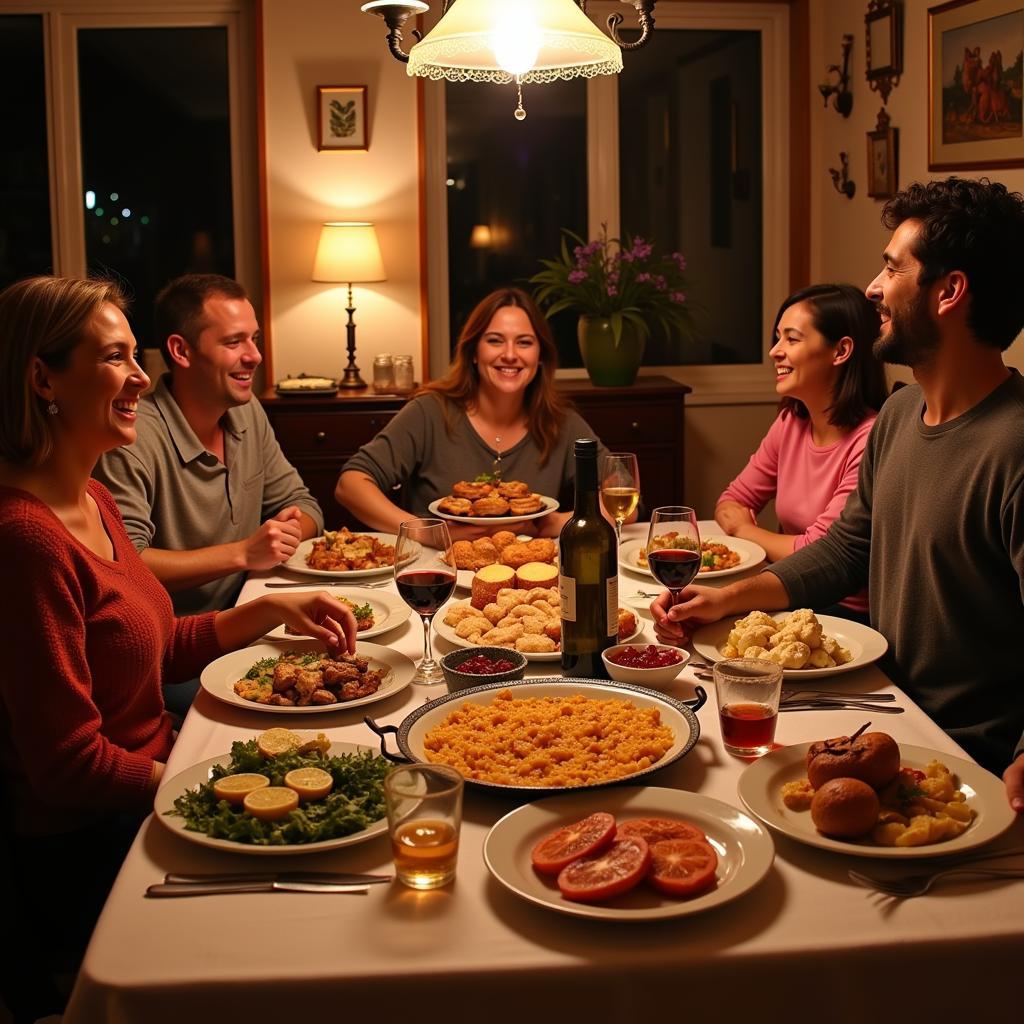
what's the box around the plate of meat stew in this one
[200,641,415,714]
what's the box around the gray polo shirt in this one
[94,375,323,615]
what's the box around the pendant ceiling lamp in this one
[362,0,658,119]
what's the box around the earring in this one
[47,401,59,416]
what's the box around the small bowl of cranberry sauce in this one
[601,643,690,688]
[440,646,528,692]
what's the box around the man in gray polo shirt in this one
[95,274,323,619]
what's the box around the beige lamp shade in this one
[407,0,622,84]
[312,222,386,283]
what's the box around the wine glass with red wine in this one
[645,506,702,600]
[394,518,456,685]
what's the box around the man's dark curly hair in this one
[881,176,1024,350]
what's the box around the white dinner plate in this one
[154,741,388,855]
[691,613,888,679]
[737,743,1016,859]
[264,587,411,641]
[483,786,774,920]
[619,527,767,582]
[283,533,398,580]
[199,640,415,714]
[433,604,643,662]
[428,495,559,526]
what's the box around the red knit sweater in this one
[1,480,222,835]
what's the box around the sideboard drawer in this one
[272,410,396,457]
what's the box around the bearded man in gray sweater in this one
[653,177,1024,812]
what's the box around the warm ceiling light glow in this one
[492,10,542,77]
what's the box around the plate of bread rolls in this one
[429,480,558,524]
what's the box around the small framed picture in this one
[928,0,1024,170]
[867,109,899,199]
[866,0,904,104]
[317,85,368,151]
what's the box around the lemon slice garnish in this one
[256,727,302,759]
[212,773,270,805]
[243,786,299,820]
[284,767,334,801]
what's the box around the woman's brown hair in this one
[0,275,128,465]
[776,283,887,430]
[418,286,568,464]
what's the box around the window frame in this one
[423,1,792,405]
[3,0,260,322]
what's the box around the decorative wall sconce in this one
[829,152,855,199]
[819,33,854,117]
[865,0,902,104]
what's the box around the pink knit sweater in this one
[0,480,222,835]
[717,410,875,612]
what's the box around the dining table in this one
[64,523,1024,1023]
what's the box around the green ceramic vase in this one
[576,316,646,387]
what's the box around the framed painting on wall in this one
[867,108,899,198]
[928,0,1024,169]
[317,85,369,151]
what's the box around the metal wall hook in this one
[819,33,854,117]
[829,152,855,199]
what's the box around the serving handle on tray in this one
[678,686,707,714]
[364,718,413,763]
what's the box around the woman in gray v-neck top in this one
[337,286,608,536]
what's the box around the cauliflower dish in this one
[719,609,853,670]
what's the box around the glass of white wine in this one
[600,452,640,546]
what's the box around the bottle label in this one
[559,572,576,622]
[606,574,619,638]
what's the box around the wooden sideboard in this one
[261,375,689,529]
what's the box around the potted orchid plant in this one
[531,226,691,386]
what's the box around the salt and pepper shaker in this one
[393,354,414,392]
[373,354,394,391]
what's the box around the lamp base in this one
[339,366,368,389]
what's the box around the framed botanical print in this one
[928,0,1024,169]
[317,85,369,151]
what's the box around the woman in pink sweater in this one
[715,283,887,621]
[0,276,357,1019]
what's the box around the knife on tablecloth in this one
[147,879,371,897]
[164,871,392,885]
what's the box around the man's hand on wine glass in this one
[650,584,731,647]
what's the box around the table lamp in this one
[312,221,386,389]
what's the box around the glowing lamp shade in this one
[407,0,622,84]
[312,222,386,389]
[312,222,386,284]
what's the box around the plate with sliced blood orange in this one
[483,786,774,921]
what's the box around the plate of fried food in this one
[263,587,411,641]
[691,609,887,678]
[737,733,1015,858]
[200,640,416,713]
[429,479,558,524]
[283,529,398,579]
[364,678,707,794]
[447,531,557,589]
[434,581,642,661]
[619,529,766,581]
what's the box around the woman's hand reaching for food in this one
[215,592,358,654]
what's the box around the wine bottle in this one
[559,438,618,678]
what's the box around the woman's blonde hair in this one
[0,275,128,465]
[417,286,568,464]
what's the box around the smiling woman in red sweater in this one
[0,276,356,1019]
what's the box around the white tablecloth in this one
[65,536,1024,1023]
